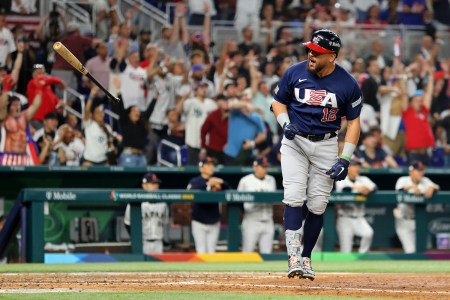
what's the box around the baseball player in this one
[124,173,169,254]
[271,29,362,280]
[394,161,439,253]
[335,159,376,253]
[187,156,230,253]
[238,157,277,254]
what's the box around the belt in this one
[123,147,143,155]
[299,132,337,142]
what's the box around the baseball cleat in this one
[301,257,315,280]
[287,254,304,279]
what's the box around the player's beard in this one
[307,57,325,74]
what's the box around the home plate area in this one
[1,272,450,299]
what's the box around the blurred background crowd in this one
[0,0,450,169]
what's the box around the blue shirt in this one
[272,61,362,135]
[224,110,265,158]
[187,175,230,224]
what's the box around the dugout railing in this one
[6,188,450,263]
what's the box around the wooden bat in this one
[52,41,120,104]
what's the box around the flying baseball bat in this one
[52,41,120,104]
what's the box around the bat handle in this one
[86,73,120,104]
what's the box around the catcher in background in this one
[335,159,376,253]
[394,161,439,253]
[238,157,276,254]
[124,173,169,254]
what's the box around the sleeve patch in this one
[352,97,362,108]
[274,85,279,95]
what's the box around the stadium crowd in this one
[0,0,449,169]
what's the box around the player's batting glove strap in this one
[326,158,350,181]
[283,123,301,140]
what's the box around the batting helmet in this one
[303,29,341,55]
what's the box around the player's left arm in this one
[341,116,360,161]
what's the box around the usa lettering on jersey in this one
[294,88,338,108]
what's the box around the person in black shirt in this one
[187,156,230,253]
[116,99,156,167]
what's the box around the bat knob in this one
[112,97,121,104]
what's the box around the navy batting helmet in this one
[303,29,341,55]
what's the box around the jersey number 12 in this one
[321,107,338,122]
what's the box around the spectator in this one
[83,42,110,99]
[11,0,37,14]
[367,39,392,70]
[187,156,230,253]
[107,22,139,58]
[200,94,229,164]
[176,82,217,165]
[432,0,450,27]
[401,0,427,26]
[26,64,65,129]
[361,56,382,114]
[234,0,263,39]
[238,27,261,56]
[33,112,59,165]
[378,65,408,161]
[188,0,216,26]
[138,29,152,61]
[359,103,379,134]
[153,21,185,60]
[394,161,439,253]
[0,9,16,68]
[82,87,122,166]
[51,22,97,98]
[401,65,435,164]
[93,0,119,41]
[380,0,402,25]
[124,173,169,254]
[0,86,43,166]
[353,0,379,22]
[252,80,277,135]
[335,159,376,253]
[355,131,399,168]
[115,96,156,167]
[10,34,36,95]
[238,157,276,254]
[361,4,387,29]
[223,97,266,165]
[53,124,85,166]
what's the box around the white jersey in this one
[148,75,178,128]
[56,137,85,166]
[0,27,16,67]
[124,202,169,240]
[335,175,377,218]
[83,120,112,163]
[183,97,217,148]
[395,176,439,219]
[119,64,148,111]
[237,173,276,221]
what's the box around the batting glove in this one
[283,123,301,140]
[326,158,350,181]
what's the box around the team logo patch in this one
[352,97,362,108]
[274,85,279,95]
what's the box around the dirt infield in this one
[1,272,450,299]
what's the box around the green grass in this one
[1,260,450,273]
[0,291,380,300]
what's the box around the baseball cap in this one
[142,173,162,184]
[199,156,216,167]
[215,94,228,101]
[253,157,269,167]
[409,161,425,171]
[191,64,205,72]
[140,29,152,35]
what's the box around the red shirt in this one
[27,77,63,121]
[402,105,435,150]
[201,109,228,152]
[53,32,92,70]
